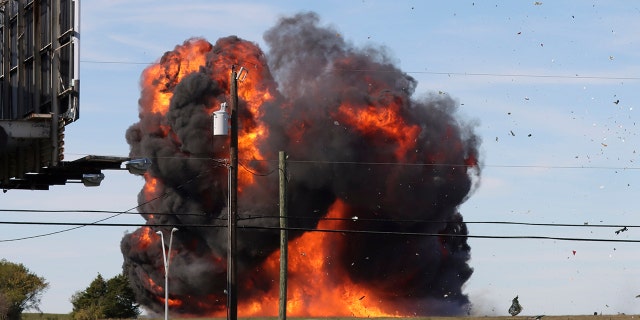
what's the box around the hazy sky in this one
[1,0,639,316]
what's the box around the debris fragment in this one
[509,295,523,316]
[615,226,628,235]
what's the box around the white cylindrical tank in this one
[212,102,229,136]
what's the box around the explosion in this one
[122,12,481,317]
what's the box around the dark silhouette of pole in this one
[227,67,238,320]
[278,151,288,320]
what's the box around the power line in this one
[0,169,212,242]
[61,153,640,171]
[239,215,636,229]
[78,60,640,81]
[353,69,640,81]
[2,209,635,229]
[0,208,221,218]
[243,225,640,243]
[0,220,637,243]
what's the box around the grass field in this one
[21,314,640,320]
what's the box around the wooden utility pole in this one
[227,67,239,320]
[278,151,288,320]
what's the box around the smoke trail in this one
[122,12,480,317]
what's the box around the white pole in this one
[157,228,178,320]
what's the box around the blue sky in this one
[1,0,639,316]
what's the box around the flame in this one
[147,270,184,308]
[140,39,212,116]
[134,39,413,317]
[147,275,163,293]
[133,226,155,251]
[225,200,400,317]
[336,102,421,159]
[162,297,184,308]
[235,63,277,190]
[125,31,477,317]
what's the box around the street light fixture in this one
[125,158,152,175]
[81,173,105,186]
[157,227,178,320]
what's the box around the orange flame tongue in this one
[336,102,421,160]
[141,39,212,116]
[233,199,400,317]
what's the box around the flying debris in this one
[509,296,523,316]
[615,226,628,234]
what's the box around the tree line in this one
[0,259,139,320]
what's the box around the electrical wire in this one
[0,169,213,242]
[0,220,637,243]
[0,209,219,217]
[239,225,640,243]
[2,209,635,230]
[59,153,640,171]
[238,214,637,229]
[78,60,640,81]
[238,160,277,177]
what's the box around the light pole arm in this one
[167,228,178,272]
[156,231,167,272]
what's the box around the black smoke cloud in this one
[122,12,481,316]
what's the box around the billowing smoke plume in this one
[122,12,481,317]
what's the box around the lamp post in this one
[157,227,178,320]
